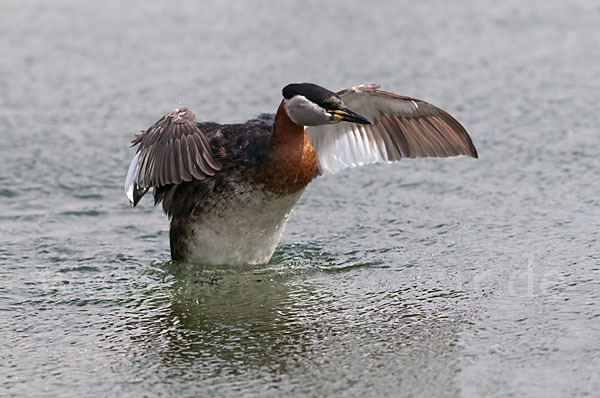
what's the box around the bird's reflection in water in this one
[134,256,322,377]
[128,244,467,389]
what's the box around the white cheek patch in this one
[284,96,333,126]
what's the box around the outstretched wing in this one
[307,84,478,175]
[124,107,221,207]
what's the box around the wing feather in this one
[355,126,368,164]
[363,124,386,162]
[307,84,477,175]
[187,135,208,177]
[397,117,422,157]
[418,118,446,155]
[192,134,217,175]
[194,131,219,170]
[377,116,400,159]
[180,134,192,180]
[124,107,221,207]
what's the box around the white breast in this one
[176,183,304,265]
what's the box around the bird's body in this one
[125,83,477,265]
[168,172,304,265]
[153,104,315,264]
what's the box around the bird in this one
[124,83,477,265]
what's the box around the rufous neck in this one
[273,100,305,139]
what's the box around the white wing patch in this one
[124,152,140,204]
[308,123,390,174]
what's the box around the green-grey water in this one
[1,0,599,397]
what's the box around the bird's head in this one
[282,83,372,126]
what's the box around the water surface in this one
[1,0,599,396]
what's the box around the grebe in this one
[125,83,477,265]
